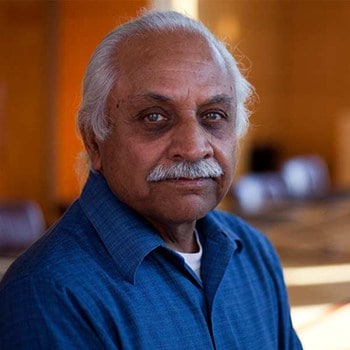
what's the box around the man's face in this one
[90,31,238,228]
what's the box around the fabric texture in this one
[0,171,302,349]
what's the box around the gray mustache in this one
[147,159,223,182]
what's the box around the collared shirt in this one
[0,172,302,349]
[176,230,203,279]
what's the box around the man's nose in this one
[168,118,214,162]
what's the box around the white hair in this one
[77,10,254,142]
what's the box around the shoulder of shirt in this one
[0,200,107,292]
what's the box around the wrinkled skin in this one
[85,31,238,252]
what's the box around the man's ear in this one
[82,131,102,171]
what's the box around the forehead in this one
[118,29,226,68]
[112,30,234,101]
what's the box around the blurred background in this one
[0,1,350,349]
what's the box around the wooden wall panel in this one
[0,1,54,220]
[283,1,350,180]
[335,113,350,188]
[0,1,148,223]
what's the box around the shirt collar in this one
[79,171,165,284]
[196,212,243,254]
[79,171,242,284]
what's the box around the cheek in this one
[216,141,237,187]
[102,141,158,186]
[217,138,237,168]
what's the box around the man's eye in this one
[144,113,167,122]
[202,112,223,121]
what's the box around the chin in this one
[154,200,217,224]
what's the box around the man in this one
[0,11,302,349]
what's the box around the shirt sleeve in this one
[0,276,106,350]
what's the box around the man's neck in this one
[149,220,199,253]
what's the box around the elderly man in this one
[0,11,302,349]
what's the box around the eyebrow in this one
[133,93,172,104]
[201,94,235,107]
[133,92,235,107]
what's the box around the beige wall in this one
[200,0,350,185]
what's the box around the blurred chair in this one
[281,155,330,200]
[0,201,45,256]
[233,172,288,215]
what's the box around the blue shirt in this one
[0,172,302,349]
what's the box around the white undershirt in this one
[176,231,203,280]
